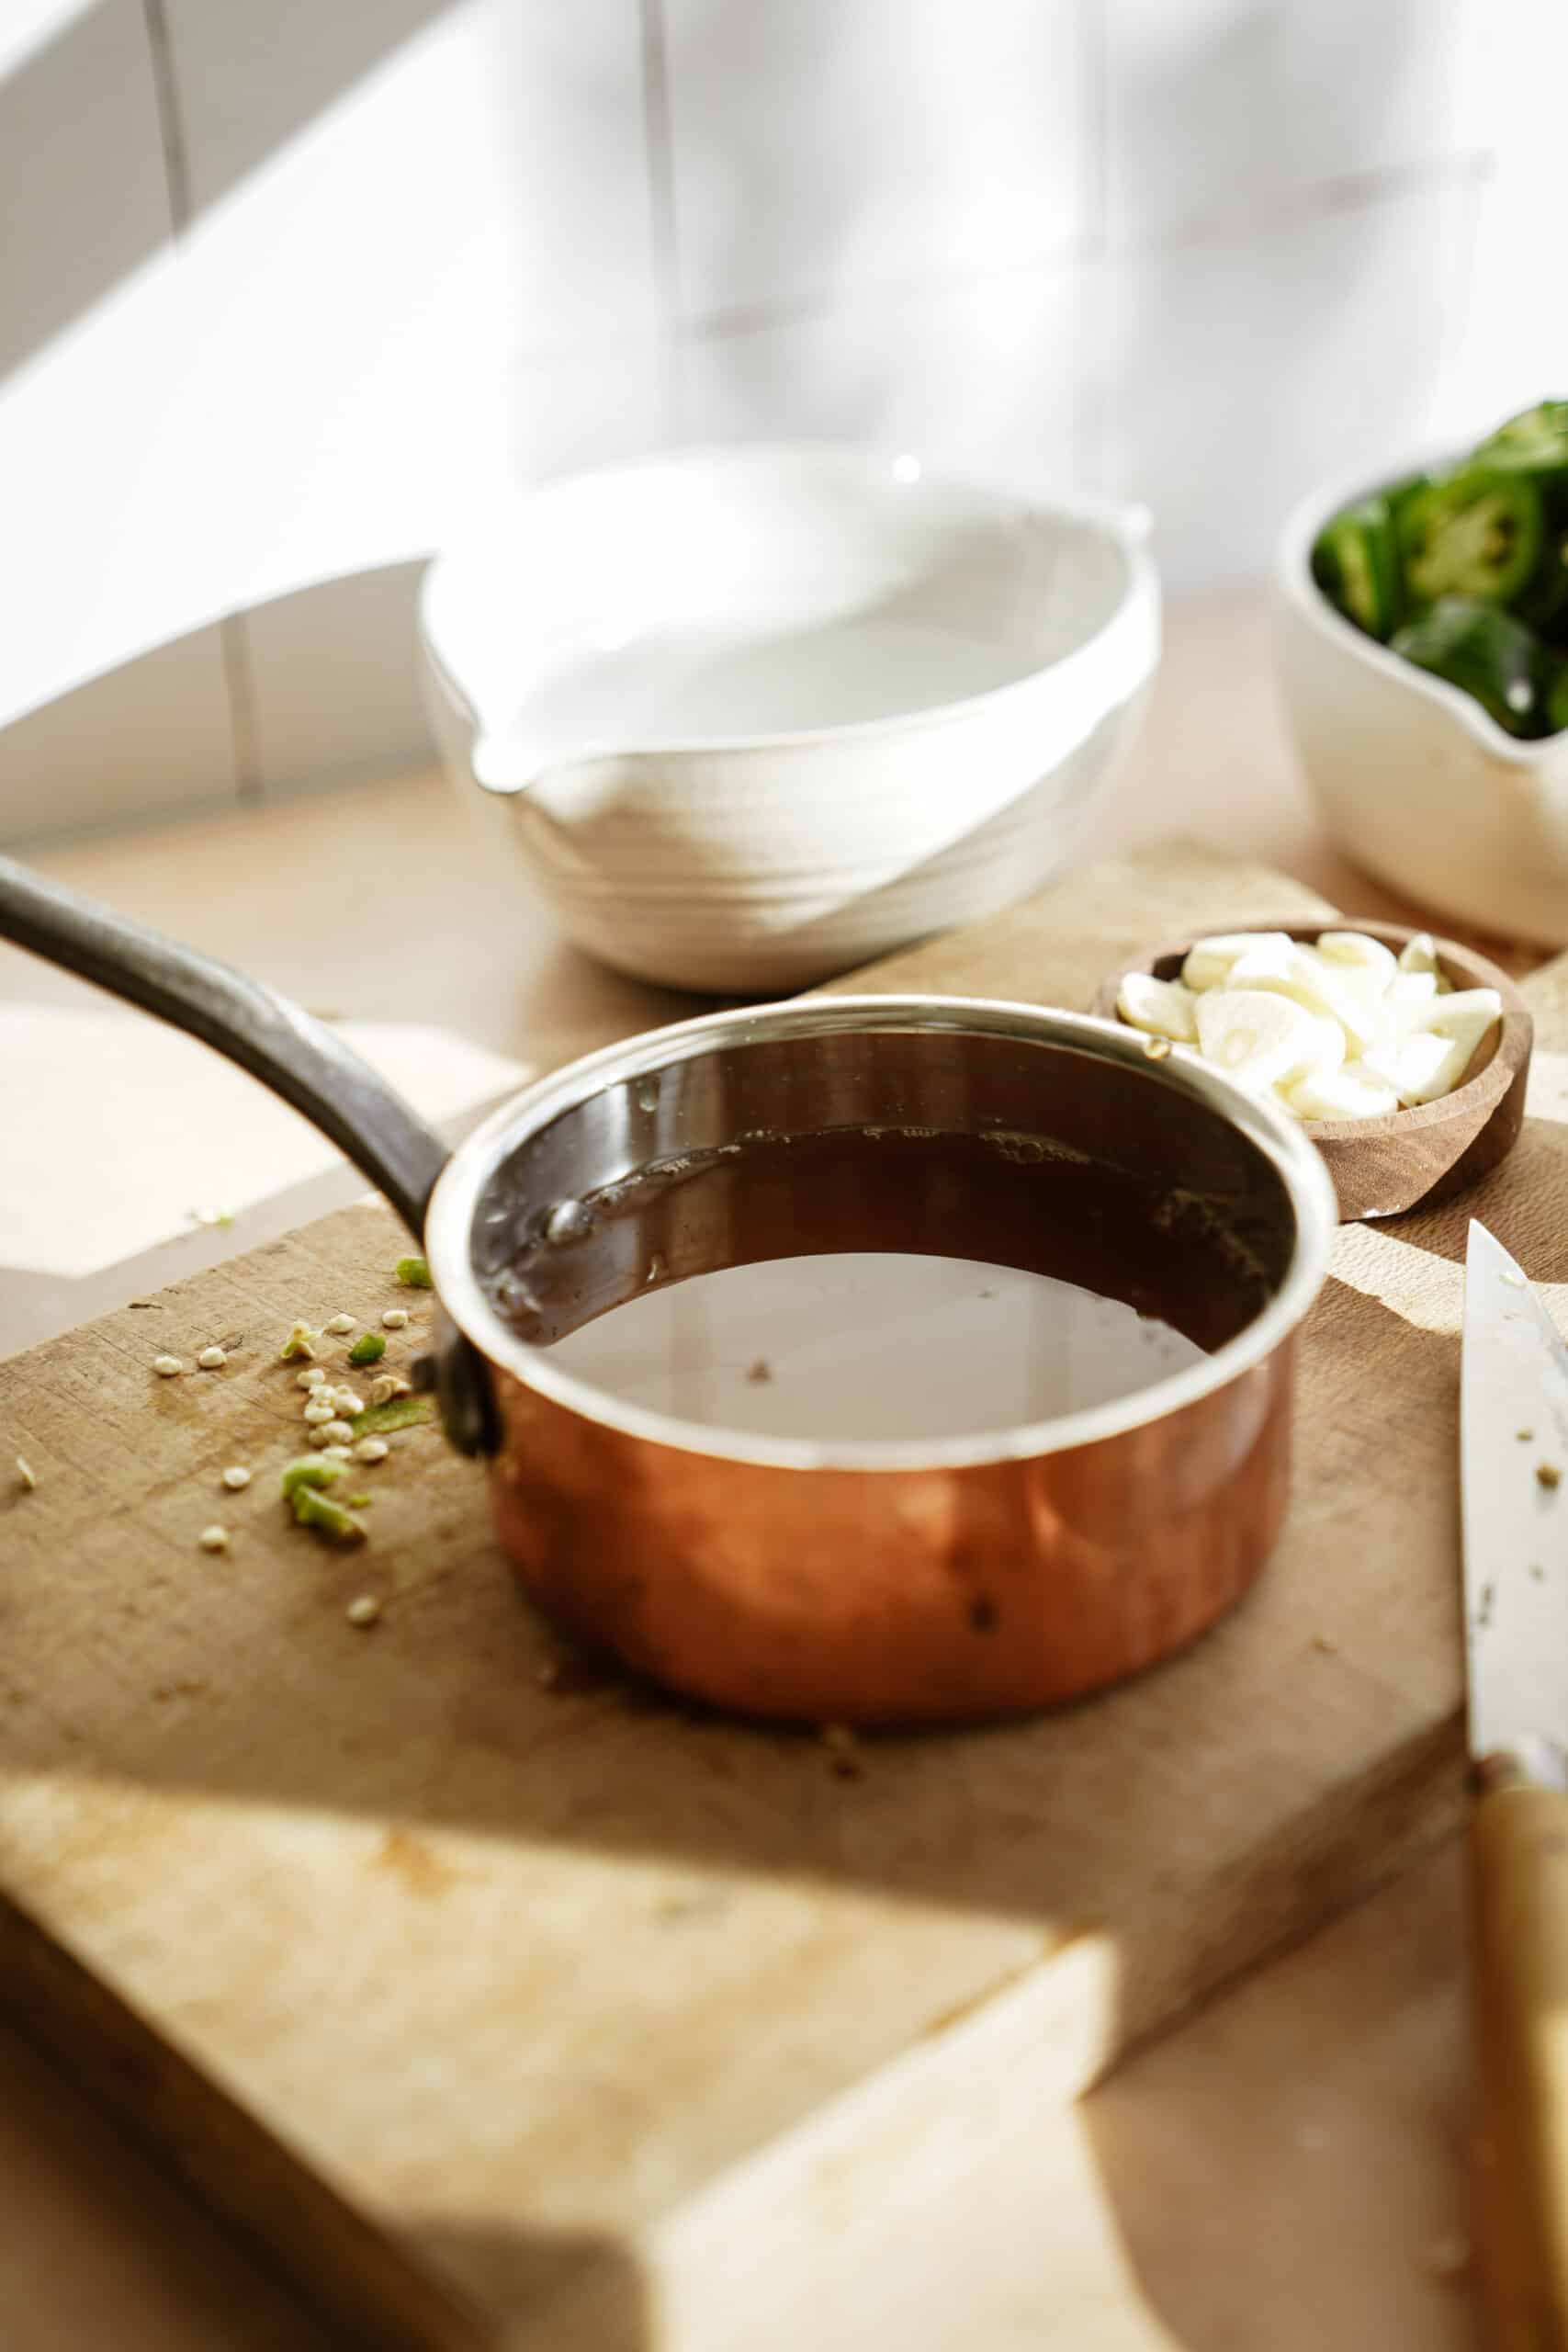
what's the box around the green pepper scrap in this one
[1389,598,1548,738]
[280,1453,366,1544]
[1312,398,1568,735]
[347,1330,386,1367]
[394,1255,433,1289]
[350,1392,437,1439]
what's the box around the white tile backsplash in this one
[662,0,1093,322]
[676,260,1097,497]
[1104,0,1495,246]
[239,564,433,797]
[0,0,1559,842]
[0,628,237,849]
[1104,174,1484,591]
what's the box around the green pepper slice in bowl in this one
[1310,493,1402,639]
[1396,469,1545,608]
[1475,401,1568,479]
[1389,596,1549,738]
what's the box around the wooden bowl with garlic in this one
[1092,920,1532,1221]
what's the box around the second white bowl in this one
[1276,458,1568,947]
[419,445,1160,992]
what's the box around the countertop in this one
[0,595,1483,2349]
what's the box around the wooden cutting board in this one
[3,838,1560,2352]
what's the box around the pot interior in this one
[462,1023,1300,1446]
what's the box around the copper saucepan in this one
[0,856,1336,1724]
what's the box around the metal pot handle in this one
[0,853,498,1453]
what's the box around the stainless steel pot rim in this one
[426,994,1338,1474]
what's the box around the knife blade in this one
[1462,1218,1568,1780]
[1462,1219,1568,2348]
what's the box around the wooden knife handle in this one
[1472,1774,1568,2349]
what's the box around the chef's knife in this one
[1462,1218,1568,2347]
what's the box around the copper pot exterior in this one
[486,1334,1296,1724]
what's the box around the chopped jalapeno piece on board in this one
[1396,470,1545,608]
[1389,598,1548,738]
[1311,495,1402,639]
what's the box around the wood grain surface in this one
[2,836,1561,2348]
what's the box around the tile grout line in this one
[143,0,263,805]
[637,0,683,435]
[140,0,192,236]
[219,619,265,805]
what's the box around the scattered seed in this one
[344,1491,372,1509]
[309,1426,337,1448]
[279,1323,317,1362]
[331,1388,364,1417]
[1312,1634,1338,1655]
[321,1419,354,1446]
[1142,1034,1173,1060]
[1502,1269,1527,1289]
[198,1524,229,1553]
[220,1464,252,1492]
[321,1443,353,1461]
[297,1367,328,1391]
[152,1354,184,1377]
[394,1255,433,1289]
[746,1358,773,1385]
[322,1313,355,1336]
[368,1374,412,1407]
[345,1594,381,1627]
[1538,1463,1561,1491]
[197,1345,227,1370]
[381,1307,410,1329]
[15,1456,36,1493]
[1517,1428,1535,1442]
[1530,1563,1546,1581]
[354,1436,389,1464]
[347,1330,386,1368]
[302,1399,335,1426]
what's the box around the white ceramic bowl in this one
[1277,458,1568,946]
[419,444,1160,992]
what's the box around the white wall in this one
[0,0,1562,844]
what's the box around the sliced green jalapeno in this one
[1389,597,1548,737]
[1396,469,1545,608]
[1476,401,1568,478]
[1311,493,1402,639]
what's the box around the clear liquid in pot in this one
[476,1125,1275,1445]
[547,1251,1204,1442]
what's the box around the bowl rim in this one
[1097,920,1531,1145]
[417,440,1161,766]
[1277,445,1568,770]
[426,991,1337,1476]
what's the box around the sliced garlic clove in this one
[1418,987,1503,1071]
[1195,989,1331,1093]
[1283,1064,1401,1122]
[1116,971,1198,1043]
[1180,931,1295,994]
[1226,941,1382,1055]
[1383,969,1439,1028]
[1315,931,1400,996]
[1360,1032,1473,1107]
[1398,932,1438,977]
